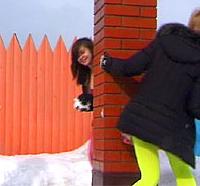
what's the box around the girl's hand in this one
[100,55,107,69]
[99,52,112,72]
[121,133,133,145]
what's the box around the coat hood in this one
[157,23,200,64]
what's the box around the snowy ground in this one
[0,142,199,186]
[0,142,92,186]
[159,151,200,186]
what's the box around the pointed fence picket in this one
[0,35,92,155]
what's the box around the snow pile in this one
[0,142,92,186]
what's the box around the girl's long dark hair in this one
[71,38,93,86]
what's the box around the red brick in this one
[93,83,121,96]
[94,94,129,106]
[93,128,121,139]
[122,0,156,6]
[93,118,104,127]
[94,139,129,151]
[94,38,121,55]
[93,106,104,118]
[140,7,157,18]
[94,29,104,44]
[122,17,157,29]
[93,105,122,118]
[93,149,104,160]
[104,151,121,161]
[104,106,122,116]
[94,0,104,14]
[105,49,137,58]
[94,95,103,107]
[104,5,140,16]
[104,83,121,94]
[121,151,134,161]
[104,16,121,27]
[140,29,156,39]
[105,38,121,48]
[93,150,122,161]
[93,84,103,96]
[93,139,105,150]
[104,27,140,39]
[104,0,122,4]
[94,17,104,34]
[94,41,105,56]
[94,73,115,87]
[94,7,104,24]
[104,117,119,127]
[104,128,121,138]
[93,52,104,66]
[95,16,122,34]
[93,65,102,76]
[122,39,149,50]
[104,94,129,105]
[93,128,105,139]
[104,161,139,173]
[104,139,124,150]
[93,117,119,127]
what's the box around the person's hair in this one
[71,37,93,85]
[188,8,200,32]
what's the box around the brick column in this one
[93,0,157,185]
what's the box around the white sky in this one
[0,0,94,48]
[158,0,200,28]
[0,0,199,48]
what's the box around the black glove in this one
[100,52,112,73]
[74,93,93,112]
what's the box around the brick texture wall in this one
[93,0,157,185]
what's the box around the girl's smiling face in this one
[77,46,93,67]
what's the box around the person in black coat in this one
[100,9,200,186]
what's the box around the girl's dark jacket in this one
[103,23,200,168]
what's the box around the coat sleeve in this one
[188,76,200,119]
[103,39,157,77]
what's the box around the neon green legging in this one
[132,136,196,186]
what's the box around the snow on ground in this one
[159,151,200,186]
[0,142,199,186]
[0,142,92,186]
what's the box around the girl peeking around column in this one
[71,37,132,145]
[71,37,94,112]
[71,37,94,163]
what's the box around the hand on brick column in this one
[99,52,112,72]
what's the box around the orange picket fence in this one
[0,34,92,155]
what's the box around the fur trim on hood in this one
[156,23,200,63]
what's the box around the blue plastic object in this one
[195,119,200,156]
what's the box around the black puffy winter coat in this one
[103,23,200,168]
